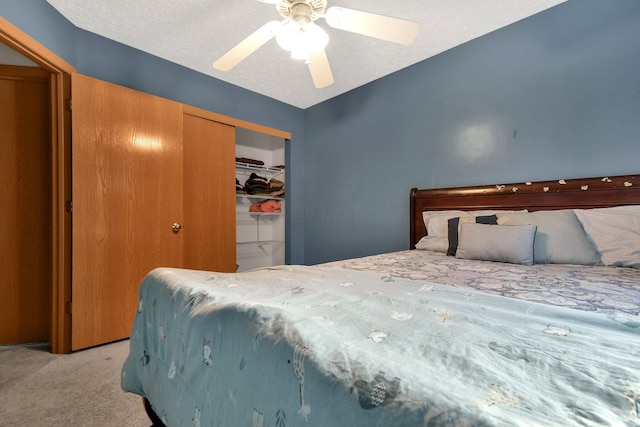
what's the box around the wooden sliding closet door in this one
[71,74,184,350]
[0,65,51,344]
[183,114,236,272]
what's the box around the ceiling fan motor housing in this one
[276,0,327,24]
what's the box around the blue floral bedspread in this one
[121,264,640,426]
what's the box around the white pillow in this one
[573,206,640,268]
[455,223,537,265]
[415,236,449,252]
[422,211,469,238]
[497,210,601,265]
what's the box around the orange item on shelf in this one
[249,199,281,213]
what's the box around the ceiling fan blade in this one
[307,49,334,89]
[324,7,419,45]
[213,21,282,71]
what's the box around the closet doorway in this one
[0,17,74,354]
[0,61,51,345]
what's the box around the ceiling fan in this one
[212,0,420,89]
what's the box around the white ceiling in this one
[46,0,566,109]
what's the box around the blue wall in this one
[1,0,76,64]
[3,0,640,266]
[1,0,306,264]
[302,0,640,264]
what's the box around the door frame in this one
[0,17,75,354]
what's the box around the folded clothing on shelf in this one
[244,173,270,194]
[269,178,284,189]
[236,179,246,193]
[236,157,264,165]
[249,199,281,213]
[243,173,285,197]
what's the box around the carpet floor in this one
[0,340,150,426]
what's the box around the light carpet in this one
[0,340,149,427]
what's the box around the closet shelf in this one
[239,212,281,217]
[235,162,284,177]
[236,194,285,201]
[237,240,283,247]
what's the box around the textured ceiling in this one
[46,0,566,109]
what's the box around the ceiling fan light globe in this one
[324,7,342,27]
[275,21,300,51]
[305,22,329,51]
[290,49,309,61]
[276,21,328,56]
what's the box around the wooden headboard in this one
[410,174,639,249]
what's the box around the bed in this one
[121,174,640,427]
